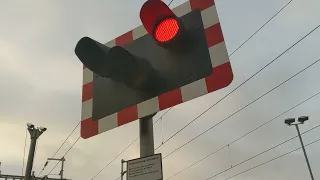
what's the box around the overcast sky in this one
[1,0,320,179]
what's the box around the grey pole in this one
[25,130,38,180]
[60,157,65,180]
[120,159,124,180]
[294,124,315,180]
[139,114,155,157]
[47,157,65,180]
[25,124,46,180]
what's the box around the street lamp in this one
[25,123,47,180]
[284,116,314,180]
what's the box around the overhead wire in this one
[154,108,172,125]
[159,0,293,150]
[90,110,172,180]
[108,0,296,178]
[203,124,320,180]
[155,0,297,151]
[40,0,172,178]
[166,89,320,179]
[161,54,320,159]
[155,23,320,156]
[229,0,293,57]
[109,2,175,179]
[38,121,80,176]
[46,136,81,176]
[52,1,297,179]
[221,138,320,180]
[90,137,139,180]
[167,124,320,179]
[168,0,174,7]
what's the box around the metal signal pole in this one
[139,114,156,157]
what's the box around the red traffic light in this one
[140,0,183,44]
[154,18,180,42]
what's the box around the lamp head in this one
[298,116,309,124]
[27,123,34,129]
[39,126,47,132]
[284,118,295,126]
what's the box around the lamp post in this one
[25,123,47,180]
[284,116,314,180]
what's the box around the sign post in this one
[140,114,156,157]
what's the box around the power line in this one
[41,1,296,179]
[155,23,320,154]
[155,0,298,151]
[161,55,320,159]
[168,0,174,7]
[22,128,28,176]
[222,138,320,180]
[90,110,171,179]
[90,137,139,180]
[166,89,320,179]
[158,0,292,152]
[44,1,176,179]
[229,0,293,57]
[47,136,81,176]
[204,124,320,180]
[154,108,172,125]
[105,2,312,178]
[38,122,80,176]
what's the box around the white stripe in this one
[201,5,219,29]
[105,39,116,47]
[137,97,160,118]
[83,68,93,85]
[209,41,229,68]
[98,113,118,133]
[81,99,93,120]
[172,1,191,17]
[133,25,148,40]
[181,79,208,102]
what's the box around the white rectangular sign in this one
[127,153,163,180]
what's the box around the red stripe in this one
[158,89,183,110]
[205,62,234,92]
[118,105,138,126]
[82,82,94,102]
[81,118,98,139]
[205,23,224,48]
[115,31,133,46]
[190,0,215,11]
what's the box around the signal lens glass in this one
[155,18,179,42]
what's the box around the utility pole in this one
[284,116,314,180]
[25,123,47,180]
[47,157,65,179]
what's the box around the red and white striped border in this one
[81,0,233,139]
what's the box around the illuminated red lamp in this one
[140,0,185,46]
[154,18,180,42]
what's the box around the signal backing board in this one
[81,0,233,139]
